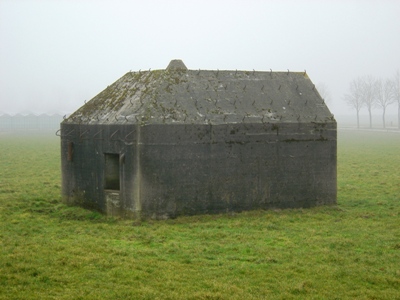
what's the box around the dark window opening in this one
[67,141,74,161]
[104,153,120,190]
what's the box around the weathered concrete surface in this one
[61,60,336,219]
[65,67,334,126]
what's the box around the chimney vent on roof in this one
[166,59,187,71]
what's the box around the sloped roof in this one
[65,60,334,125]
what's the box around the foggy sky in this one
[1,0,399,116]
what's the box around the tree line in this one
[344,71,400,129]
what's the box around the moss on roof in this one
[65,64,334,126]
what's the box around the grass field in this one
[0,130,399,299]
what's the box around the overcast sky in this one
[1,0,399,116]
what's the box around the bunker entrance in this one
[104,153,120,190]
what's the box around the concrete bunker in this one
[60,59,337,219]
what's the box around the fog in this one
[1,0,399,117]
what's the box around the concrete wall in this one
[61,121,336,219]
[61,123,139,217]
[139,122,336,218]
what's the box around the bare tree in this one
[344,78,364,129]
[362,76,377,129]
[394,70,400,129]
[375,79,395,129]
[316,82,331,104]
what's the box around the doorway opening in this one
[104,153,120,190]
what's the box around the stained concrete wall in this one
[61,123,139,217]
[138,122,336,218]
[61,120,336,219]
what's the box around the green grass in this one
[0,130,399,299]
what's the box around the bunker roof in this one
[65,60,335,125]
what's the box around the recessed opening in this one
[104,153,120,190]
[67,141,74,161]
